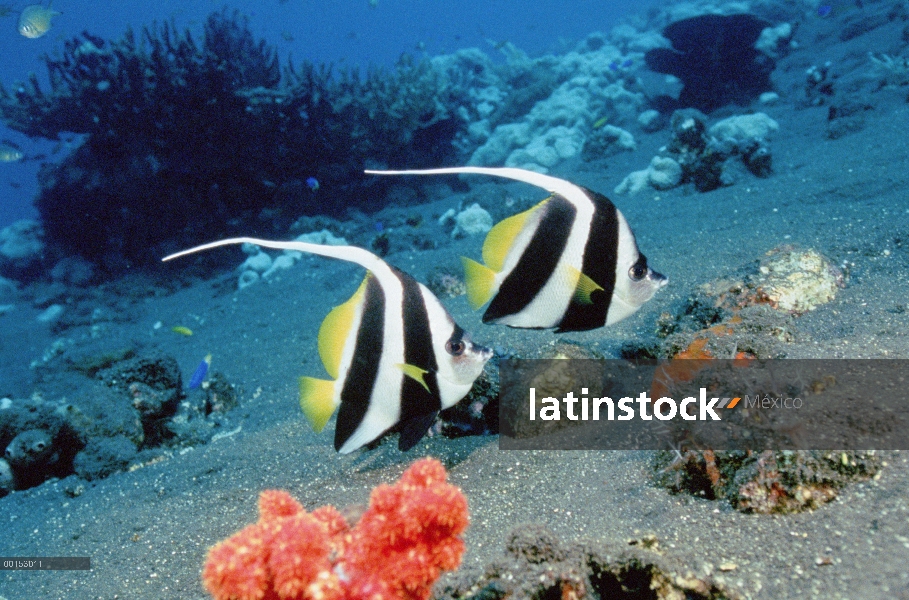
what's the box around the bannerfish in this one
[365,167,667,332]
[163,238,492,453]
[188,354,212,390]
[18,3,60,39]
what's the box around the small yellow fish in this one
[18,3,60,39]
[0,145,23,162]
[171,326,194,336]
[592,116,609,129]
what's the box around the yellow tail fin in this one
[298,376,337,432]
[461,256,497,310]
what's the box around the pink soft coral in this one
[202,458,468,600]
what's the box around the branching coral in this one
[0,11,461,270]
[202,458,468,600]
[1,10,278,140]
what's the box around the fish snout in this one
[649,269,668,287]
[475,343,494,362]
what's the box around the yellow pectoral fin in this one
[461,256,497,310]
[299,376,338,433]
[482,199,547,271]
[396,363,430,393]
[318,276,368,379]
[566,265,604,305]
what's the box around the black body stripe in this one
[484,195,575,325]
[397,269,442,420]
[334,275,385,451]
[557,188,619,332]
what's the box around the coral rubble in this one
[438,524,742,600]
[653,449,881,514]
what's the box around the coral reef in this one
[0,11,464,272]
[466,32,647,173]
[202,458,468,600]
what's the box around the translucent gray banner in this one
[0,557,91,570]
[498,359,909,450]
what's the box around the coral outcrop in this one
[644,13,775,113]
[0,11,463,272]
[616,110,779,195]
[202,458,468,600]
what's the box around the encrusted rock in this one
[751,245,844,313]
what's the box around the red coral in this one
[202,458,468,600]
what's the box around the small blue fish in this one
[608,60,620,71]
[621,58,634,69]
[306,177,320,191]
[374,221,384,233]
[188,354,212,390]
[817,4,833,17]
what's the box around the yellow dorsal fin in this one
[481,199,548,271]
[299,376,337,432]
[566,265,604,305]
[318,275,369,379]
[396,363,430,393]
[461,256,497,310]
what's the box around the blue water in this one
[0,0,656,227]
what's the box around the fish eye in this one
[628,262,648,281]
[446,339,465,356]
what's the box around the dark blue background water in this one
[0,0,657,228]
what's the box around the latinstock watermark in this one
[499,359,907,451]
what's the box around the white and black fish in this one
[163,238,491,453]
[365,167,667,332]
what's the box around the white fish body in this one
[366,167,667,332]
[164,237,491,453]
